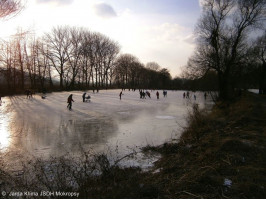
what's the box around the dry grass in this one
[144,92,266,198]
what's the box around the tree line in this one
[0,26,173,94]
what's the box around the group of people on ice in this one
[183,91,208,100]
[66,89,208,110]
[183,91,197,100]
[139,90,151,99]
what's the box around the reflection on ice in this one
[0,119,10,151]
[0,100,11,152]
[0,90,213,168]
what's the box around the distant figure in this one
[163,90,167,97]
[119,91,123,100]
[139,90,145,99]
[204,92,207,100]
[186,91,190,99]
[142,91,146,99]
[156,91,159,99]
[0,96,2,106]
[97,88,99,93]
[93,88,95,93]
[82,92,86,102]
[194,94,196,100]
[183,92,186,99]
[25,89,33,99]
[67,94,74,110]
[146,91,151,98]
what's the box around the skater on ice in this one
[156,91,159,99]
[67,94,74,110]
[163,90,167,97]
[146,91,151,98]
[82,92,86,102]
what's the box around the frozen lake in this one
[0,89,213,169]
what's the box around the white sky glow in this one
[0,0,201,76]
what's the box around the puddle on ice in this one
[0,90,213,170]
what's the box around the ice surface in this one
[155,115,176,120]
[0,89,213,169]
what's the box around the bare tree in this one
[0,0,23,19]
[187,0,266,100]
[114,54,139,88]
[0,40,14,89]
[100,36,120,88]
[44,26,71,89]
[253,31,266,94]
[146,62,161,71]
[64,27,83,89]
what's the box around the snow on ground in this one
[0,89,213,169]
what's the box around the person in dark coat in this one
[82,93,86,102]
[156,91,159,99]
[146,91,151,98]
[119,91,123,100]
[67,94,74,110]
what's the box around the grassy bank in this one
[143,92,266,198]
[1,92,265,198]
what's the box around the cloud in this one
[36,0,74,6]
[93,3,117,19]
[183,34,196,45]
[117,22,195,75]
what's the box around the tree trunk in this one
[259,61,266,94]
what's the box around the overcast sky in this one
[0,0,202,76]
